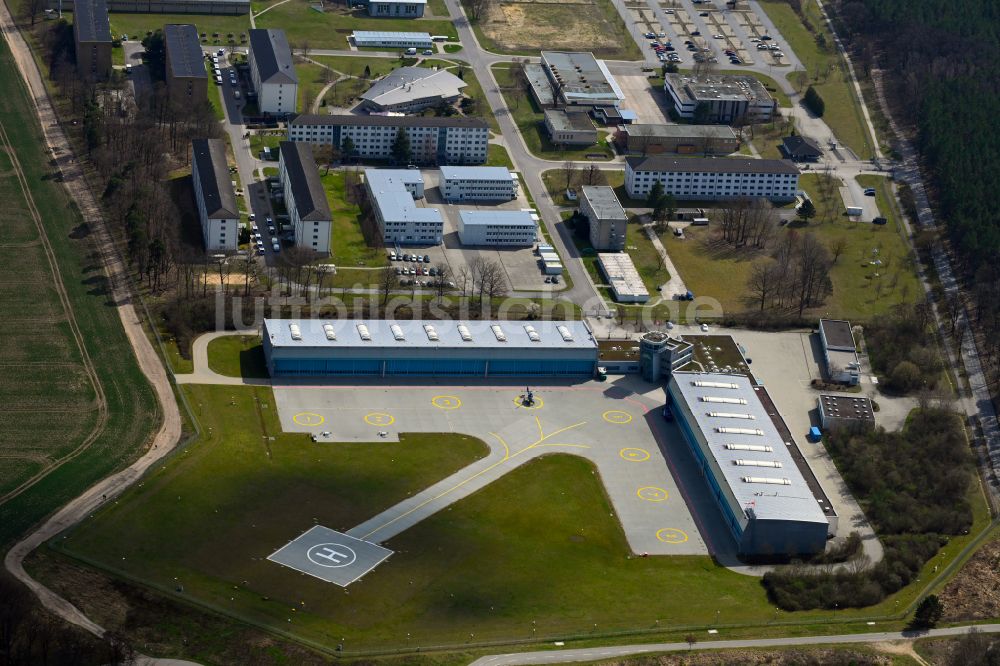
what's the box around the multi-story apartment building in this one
[364,169,443,245]
[164,24,207,107]
[248,28,297,115]
[73,0,112,82]
[624,156,800,202]
[191,139,239,251]
[278,142,332,255]
[439,166,518,202]
[579,186,627,251]
[287,115,489,165]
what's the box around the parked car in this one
[864,187,877,196]
[700,323,709,332]
[422,49,434,55]
[873,216,888,225]
[423,254,430,263]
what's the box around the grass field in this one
[254,0,457,50]
[757,0,874,159]
[0,38,158,545]
[109,14,250,43]
[206,336,267,378]
[321,171,388,270]
[665,174,920,319]
[205,62,225,121]
[486,144,514,169]
[493,66,614,161]
[466,0,640,60]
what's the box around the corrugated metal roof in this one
[165,24,207,80]
[670,371,828,525]
[279,141,331,222]
[265,319,597,350]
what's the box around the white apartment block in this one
[625,156,800,202]
[287,115,489,165]
[278,141,333,255]
[439,166,518,202]
[458,211,537,246]
[191,138,238,251]
[579,185,627,251]
[248,29,297,115]
[364,169,443,245]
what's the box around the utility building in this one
[537,51,624,108]
[191,139,239,251]
[278,142,332,255]
[614,124,739,155]
[440,166,518,202]
[73,0,112,82]
[667,371,832,557]
[164,24,207,106]
[262,319,598,377]
[818,319,861,385]
[579,185,627,251]
[248,28,297,114]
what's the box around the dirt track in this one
[0,1,182,641]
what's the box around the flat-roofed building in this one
[817,394,875,432]
[164,24,207,106]
[615,123,739,155]
[440,166,518,202]
[366,0,425,17]
[190,138,239,251]
[278,142,332,255]
[360,66,466,113]
[262,318,598,378]
[579,186,626,251]
[288,114,488,165]
[818,319,861,385]
[597,253,649,303]
[625,155,799,202]
[664,73,776,125]
[458,210,536,246]
[667,371,832,557]
[544,109,597,146]
[524,62,556,108]
[248,28,297,114]
[73,0,112,82]
[364,169,443,244]
[540,51,624,107]
[352,30,433,49]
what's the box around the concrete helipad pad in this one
[267,525,392,586]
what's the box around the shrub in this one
[804,86,825,116]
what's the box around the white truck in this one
[846,206,864,217]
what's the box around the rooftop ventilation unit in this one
[741,476,791,485]
[457,324,472,342]
[490,324,507,342]
[357,324,372,341]
[701,396,748,405]
[524,325,541,342]
[693,380,739,389]
[707,412,755,420]
[289,324,302,340]
[556,325,574,342]
[725,444,773,452]
[734,460,783,468]
[322,324,337,341]
[717,427,764,436]
[423,324,439,341]
[390,324,405,341]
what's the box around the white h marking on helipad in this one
[307,543,357,568]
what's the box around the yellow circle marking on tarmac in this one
[292,412,325,427]
[432,395,462,410]
[603,410,633,424]
[656,528,689,544]
[513,395,544,410]
[637,486,669,502]
[364,412,395,426]
[619,447,650,462]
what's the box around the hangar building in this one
[667,371,831,557]
[262,319,598,377]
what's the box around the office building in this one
[579,185,627,251]
[624,155,799,202]
[248,28,297,114]
[191,138,239,251]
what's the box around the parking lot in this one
[388,170,557,293]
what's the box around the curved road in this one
[0,0,183,652]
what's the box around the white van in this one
[405,47,417,55]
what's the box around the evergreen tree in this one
[391,130,411,164]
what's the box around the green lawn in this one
[206,335,268,378]
[321,171,388,269]
[254,1,457,50]
[493,66,614,161]
[205,62,225,121]
[626,222,670,294]
[542,170,627,208]
[758,0,874,159]
[443,43,463,53]
[486,144,514,169]
[110,14,249,44]
[249,131,282,160]
[0,38,158,545]
[294,61,330,113]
